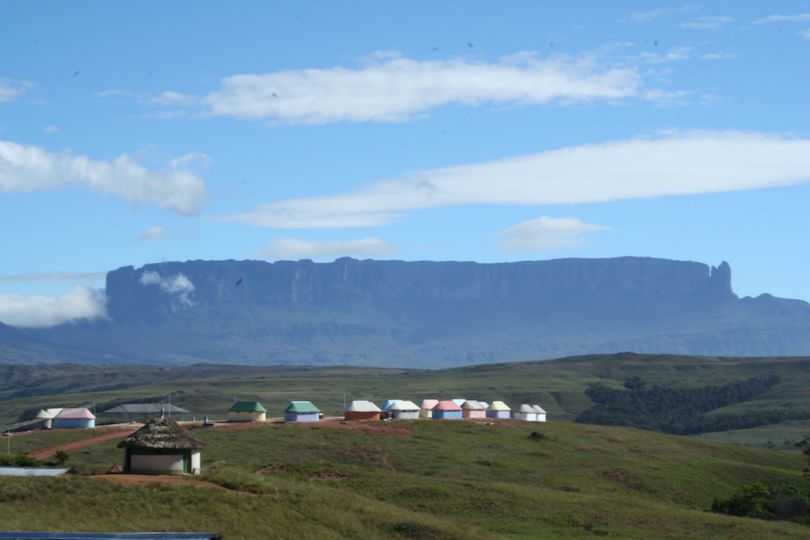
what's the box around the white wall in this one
[191,450,201,475]
[131,453,184,473]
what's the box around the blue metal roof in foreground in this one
[0,467,69,477]
[0,533,221,540]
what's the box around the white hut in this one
[118,415,204,475]
[514,404,537,422]
[34,409,62,430]
[420,399,438,419]
[532,405,547,422]
[388,400,420,420]
[485,401,511,419]
[345,400,382,421]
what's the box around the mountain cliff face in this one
[9,257,810,367]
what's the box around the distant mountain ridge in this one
[4,257,810,367]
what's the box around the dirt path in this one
[375,443,397,473]
[28,428,135,460]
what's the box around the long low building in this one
[102,404,190,423]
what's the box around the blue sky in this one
[2,1,810,327]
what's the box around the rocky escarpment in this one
[14,257,810,367]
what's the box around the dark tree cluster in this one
[573,376,804,435]
[712,483,810,525]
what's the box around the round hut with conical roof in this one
[117,415,204,475]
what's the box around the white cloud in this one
[629,5,699,23]
[700,52,739,60]
[754,13,810,24]
[138,225,168,242]
[0,271,106,283]
[192,53,641,124]
[149,91,200,107]
[0,140,207,214]
[498,216,611,251]
[681,16,734,30]
[0,286,106,328]
[169,152,211,169]
[261,237,394,260]
[640,46,694,64]
[224,131,810,229]
[44,125,59,134]
[801,28,810,39]
[0,78,33,103]
[139,271,195,306]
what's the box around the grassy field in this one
[2,419,809,538]
[3,354,810,448]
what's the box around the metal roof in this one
[228,401,267,414]
[102,404,190,415]
[1,418,49,433]
[0,467,69,477]
[284,401,320,414]
[55,408,95,420]
[0,533,221,539]
[487,400,511,411]
[345,400,381,413]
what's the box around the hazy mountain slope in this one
[5,257,810,366]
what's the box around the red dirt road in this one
[27,428,136,460]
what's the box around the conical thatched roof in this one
[117,415,204,450]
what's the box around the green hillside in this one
[3,354,810,447]
[2,420,809,539]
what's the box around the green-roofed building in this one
[284,400,320,423]
[228,401,267,422]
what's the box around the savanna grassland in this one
[3,353,810,448]
[2,419,810,539]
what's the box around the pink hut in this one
[53,408,95,429]
[432,400,463,420]
[420,399,438,419]
[461,400,486,419]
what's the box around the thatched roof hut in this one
[118,415,203,475]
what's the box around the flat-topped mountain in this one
[6,257,810,366]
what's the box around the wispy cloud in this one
[138,225,168,243]
[0,78,34,103]
[681,16,734,30]
[261,237,394,260]
[43,125,59,134]
[801,28,810,39]
[139,271,195,306]
[629,5,699,23]
[498,216,611,251]
[159,52,643,124]
[0,271,106,284]
[0,140,207,214]
[224,131,810,229]
[0,286,106,328]
[700,52,739,60]
[640,46,694,64]
[753,13,810,24]
[169,152,211,169]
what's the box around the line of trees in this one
[574,376,808,435]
